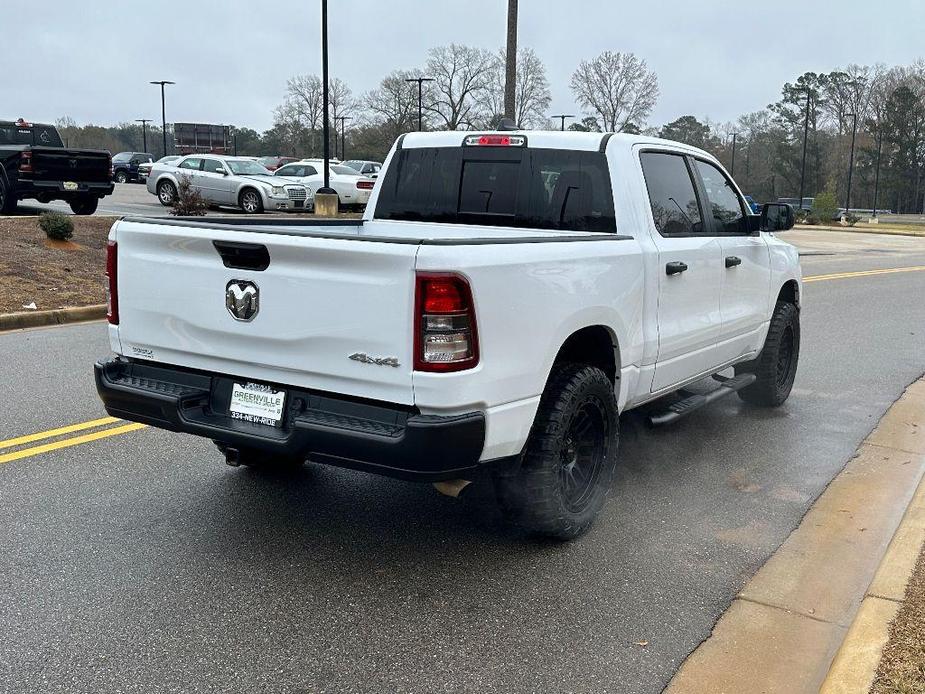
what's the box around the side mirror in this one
[760,203,795,232]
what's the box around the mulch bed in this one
[0,216,114,313]
[871,546,925,692]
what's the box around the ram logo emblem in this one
[225,280,259,322]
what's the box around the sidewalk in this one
[668,378,925,693]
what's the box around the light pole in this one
[730,133,737,177]
[405,77,434,131]
[318,0,335,195]
[844,112,858,215]
[873,130,883,218]
[503,0,518,121]
[150,80,175,156]
[135,119,152,153]
[336,115,352,160]
[551,114,574,131]
[798,87,811,211]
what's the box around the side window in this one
[178,157,202,171]
[304,165,318,176]
[202,159,225,174]
[694,160,746,233]
[639,152,703,235]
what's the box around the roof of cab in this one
[398,129,714,159]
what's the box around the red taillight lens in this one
[106,240,119,325]
[19,151,33,174]
[464,134,526,147]
[356,180,375,190]
[414,273,479,372]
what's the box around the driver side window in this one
[693,160,746,233]
[639,152,704,236]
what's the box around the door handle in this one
[665,261,688,275]
[725,256,742,268]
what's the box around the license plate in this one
[293,200,304,208]
[229,382,286,427]
[63,181,78,191]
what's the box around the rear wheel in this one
[69,196,98,215]
[494,364,619,540]
[735,301,800,407]
[0,178,16,214]
[157,179,177,206]
[239,188,263,214]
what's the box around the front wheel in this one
[69,196,98,215]
[239,188,264,214]
[735,301,800,407]
[114,170,128,184]
[494,364,619,540]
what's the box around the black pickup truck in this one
[0,119,114,215]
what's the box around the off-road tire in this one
[114,170,129,184]
[239,188,264,214]
[69,196,98,215]
[735,301,800,407]
[494,364,619,540]
[157,179,177,207]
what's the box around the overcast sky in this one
[6,0,923,132]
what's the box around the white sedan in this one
[274,162,375,208]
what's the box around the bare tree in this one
[364,69,429,139]
[822,65,880,134]
[480,47,552,128]
[273,74,356,156]
[425,44,495,130]
[569,51,659,132]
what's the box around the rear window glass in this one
[374,146,616,233]
[0,124,63,147]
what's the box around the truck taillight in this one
[356,180,375,190]
[106,241,119,325]
[414,273,479,372]
[18,151,33,174]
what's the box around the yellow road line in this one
[0,416,121,451]
[0,422,147,465]
[804,265,925,283]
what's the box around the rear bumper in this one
[94,358,488,481]
[17,179,114,199]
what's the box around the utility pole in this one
[337,116,352,160]
[844,112,858,214]
[730,133,737,177]
[873,130,883,217]
[503,0,519,121]
[135,119,152,153]
[798,87,811,211]
[551,114,574,131]
[149,81,175,157]
[319,0,334,194]
[405,77,434,131]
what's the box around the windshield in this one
[375,146,616,233]
[227,160,271,176]
[331,164,358,176]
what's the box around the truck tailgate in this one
[31,147,111,183]
[112,219,419,406]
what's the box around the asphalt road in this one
[1,230,924,693]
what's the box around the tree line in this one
[53,49,925,212]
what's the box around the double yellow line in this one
[0,416,146,465]
[803,265,925,283]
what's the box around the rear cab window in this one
[0,124,64,147]
[374,145,616,233]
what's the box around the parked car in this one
[744,194,761,214]
[112,152,154,184]
[146,154,309,213]
[342,160,383,177]
[137,155,179,183]
[257,156,298,172]
[275,161,375,208]
[97,130,801,539]
[0,118,113,215]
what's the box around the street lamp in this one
[149,80,175,157]
[550,114,574,131]
[798,86,811,211]
[873,130,884,218]
[135,118,152,153]
[844,112,858,215]
[318,0,335,195]
[336,115,352,160]
[405,77,434,132]
[730,133,737,177]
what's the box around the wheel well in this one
[239,186,260,201]
[778,280,800,309]
[553,326,618,384]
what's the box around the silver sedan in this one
[147,155,311,213]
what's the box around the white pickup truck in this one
[95,130,801,539]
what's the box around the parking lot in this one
[2,230,924,693]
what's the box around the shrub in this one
[844,212,861,227]
[811,190,838,224]
[170,175,208,216]
[39,211,74,240]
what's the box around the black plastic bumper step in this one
[647,372,757,426]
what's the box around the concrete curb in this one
[795,224,925,238]
[821,380,925,692]
[0,304,106,332]
[667,377,925,693]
